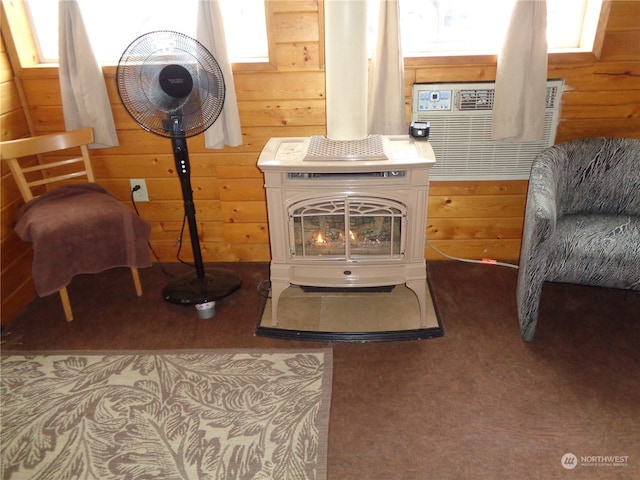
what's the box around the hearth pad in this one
[256,280,444,342]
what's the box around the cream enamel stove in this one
[258,134,436,329]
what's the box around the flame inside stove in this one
[313,231,326,245]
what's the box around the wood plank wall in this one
[1,0,639,324]
[1,31,36,323]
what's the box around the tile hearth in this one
[256,282,443,342]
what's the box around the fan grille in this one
[116,31,225,138]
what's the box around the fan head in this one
[116,30,225,138]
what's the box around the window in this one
[25,0,268,64]
[25,0,604,64]
[368,0,603,56]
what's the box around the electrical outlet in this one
[130,179,149,202]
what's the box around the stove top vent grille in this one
[304,135,388,162]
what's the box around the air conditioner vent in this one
[411,80,564,180]
[457,89,495,110]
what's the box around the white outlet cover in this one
[129,179,149,202]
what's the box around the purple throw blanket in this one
[14,183,152,296]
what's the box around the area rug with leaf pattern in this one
[1,349,333,480]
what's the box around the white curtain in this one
[491,0,548,142]
[197,0,243,148]
[58,0,118,148]
[368,0,406,135]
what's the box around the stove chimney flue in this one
[324,0,368,141]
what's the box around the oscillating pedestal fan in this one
[116,30,241,311]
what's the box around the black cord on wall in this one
[130,186,173,277]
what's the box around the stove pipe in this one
[324,0,368,141]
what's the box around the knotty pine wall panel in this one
[220,202,268,224]
[427,218,524,242]
[0,108,30,140]
[237,99,326,127]
[271,12,320,44]
[0,80,21,111]
[234,71,325,100]
[2,1,639,323]
[274,44,322,71]
[267,0,319,15]
[1,32,36,325]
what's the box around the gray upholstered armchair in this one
[517,137,640,341]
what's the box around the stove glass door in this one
[290,196,406,260]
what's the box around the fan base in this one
[162,268,242,305]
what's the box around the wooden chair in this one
[1,128,150,321]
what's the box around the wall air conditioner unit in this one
[411,80,564,180]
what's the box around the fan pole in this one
[161,119,241,307]
[172,134,207,281]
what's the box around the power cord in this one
[426,239,519,269]
[176,214,196,268]
[257,279,271,299]
[130,185,173,277]
[129,186,205,270]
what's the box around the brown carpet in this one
[1,350,332,480]
[3,261,639,479]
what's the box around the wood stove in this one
[258,134,436,328]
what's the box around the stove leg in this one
[270,279,289,327]
[405,278,428,328]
